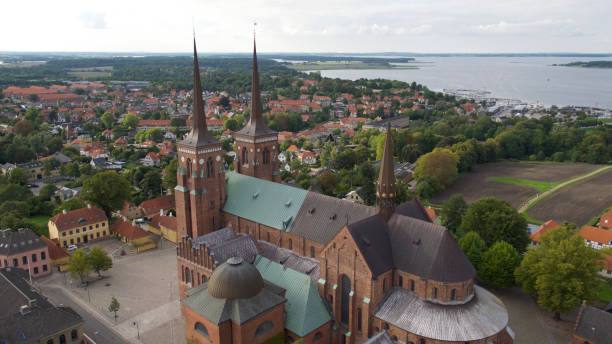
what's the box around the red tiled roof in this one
[530,220,561,243]
[112,220,149,240]
[40,235,69,260]
[149,214,176,231]
[49,206,107,232]
[601,209,612,230]
[576,226,612,245]
[139,195,175,216]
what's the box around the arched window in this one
[186,159,192,177]
[195,322,209,338]
[254,321,274,339]
[206,157,214,177]
[433,287,438,299]
[310,246,315,258]
[181,266,185,282]
[185,268,191,284]
[263,148,270,164]
[288,239,293,250]
[202,274,208,283]
[341,274,351,324]
[451,289,456,301]
[399,276,403,287]
[357,308,362,331]
[242,148,249,165]
[191,269,194,285]
[313,332,323,341]
[410,280,415,292]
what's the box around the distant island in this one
[554,61,612,68]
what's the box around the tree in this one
[459,197,529,253]
[162,158,178,191]
[101,112,115,129]
[441,194,467,234]
[9,168,28,186]
[54,198,85,215]
[69,249,91,285]
[479,241,521,288]
[515,223,602,320]
[415,175,443,199]
[223,118,238,131]
[80,172,131,217]
[108,297,120,322]
[413,149,459,187]
[139,169,162,200]
[38,184,58,201]
[122,114,140,130]
[458,231,487,270]
[87,246,113,279]
[42,158,60,177]
[12,120,34,136]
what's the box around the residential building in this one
[48,205,109,247]
[147,213,178,243]
[572,301,612,344]
[344,189,365,204]
[112,220,156,253]
[599,254,612,279]
[142,151,161,166]
[40,236,70,272]
[576,225,612,250]
[0,229,51,277]
[600,209,612,230]
[0,268,84,343]
[530,220,561,245]
[139,195,175,218]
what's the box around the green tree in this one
[54,198,85,215]
[9,168,28,186]
[42,158,60,177]
[458,231,487,270]
[515,223,602,320]
[69,249,91,285]
[441,194,467,234]
[479,241,521,288]
[224,118,238,131]
[38,184,58,201]
[87,246,113,279]
[122,114,140,130]
[162,158,178,191]
[413,149,459,187]
[415,175,443,199]
[139,169,162,200]
[108,296,120,322]
[460,197,529,253]
[80,172,131,217]
[101,112,115,129]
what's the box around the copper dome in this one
[207,257,264,299]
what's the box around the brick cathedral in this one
[176,38,514,344]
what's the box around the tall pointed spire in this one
[376,123,396,221]
[181,38,217,147]
[237,27,275,136]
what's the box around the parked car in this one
[67,244,78,252]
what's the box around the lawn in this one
[600,283,612,303]
[30,215,50,226]
[488,177,561,193]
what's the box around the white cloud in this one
[79,12,108,30]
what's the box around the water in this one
[315,57,612,109]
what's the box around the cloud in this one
[470,19,579,35]
[79,12,107,30]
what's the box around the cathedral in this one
[176,38,514,344]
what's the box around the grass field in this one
[488,177,561,193]
[600,283,612,303]
[30,215,50,226]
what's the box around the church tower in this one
[175,39,226,239]
[233,36,280,182]
[376,123,396,221]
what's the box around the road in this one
[40,284,127,344]
[518,165,612,213]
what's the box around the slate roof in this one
[254,256,332,337]
[181,281,285,325]
[49,206,107,232]
[0,268,83,341]
[258,240,320,281]
[223,172,308,231]
[394,198,431,223]
[0,229,46,256]
[387,214,475,282]
[290,192,376,245]
[346,215,394,277]
[191,228,259,265]
[374,286,508,342]
[574,302,612,343]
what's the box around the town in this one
[1,34,612,344]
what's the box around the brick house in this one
[0,228,51,277]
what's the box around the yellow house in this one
[112,219,156,253]
[147,213,178,243]
[48,205,109,247]
[40,235,70,272]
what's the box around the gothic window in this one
[242,148,249,165]
[340,274,351,324]
[263,148,270,164]
[254,321,274,339]
[195,322,209,338]
[206,157,214,177]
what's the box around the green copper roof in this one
[254,255,332,336]
[223,171,308,231]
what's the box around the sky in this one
[2,0,611,53]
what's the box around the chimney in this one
[87,204,92,209]
[132,219,136,226]
[62,209,67,214]
[160,209,163,216]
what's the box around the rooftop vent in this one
[62,209,67,214]
[87,203,92,209]
[285,199,292,207]
[329,213,337,221]
[252,191,259,199]
[308,207,316,214]
[78,218,86,224]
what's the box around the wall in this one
[50,220,109,247]
[0,247,51,277]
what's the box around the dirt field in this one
[431,162,600,207]
[526,168,612,225]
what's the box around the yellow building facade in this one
[48,206,109,248]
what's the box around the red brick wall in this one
[234,133,281,183]
[286,321,332,344]
[393,270,474,303]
